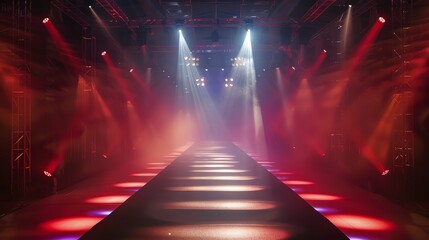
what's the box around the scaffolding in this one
[11,0,32,197]
[391,0,414,197]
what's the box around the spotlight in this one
[244,19,253,31]
[221,68,224,71]
[201,83,205,86]
[89,5,92,9]
[42,18,49,24]
[323,49,327,53]
[129,68,134,73]
[348,5,352,8]
[43,171,52,177]
[291,66,296,70]
[379,17,386,23]
[205,69,208,72]
[101,51,107,56]
[381,169,390,176]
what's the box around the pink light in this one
[41,217,103,232]
[298,193,343,201]
[323,49,327,53]
[379,17,386,23]
[86,195,130,204]
[101,51,107,56]
[381,169,390,176]
[113,182,146,188]
[43,171,52,177]
[282,180,314,185]
[291,66,296,70]
[42,18,49,24]
[129,68,134,73]
[326,214,394,231]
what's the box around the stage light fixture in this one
[381,169,390,176]
[379,17,386,23]
[129,68,134,73]
[244,19,253,31]
[44,171,52,177]
[42,18,49,24]
[348,5,352,8]
[323,49,327,53]
[101,51,107,56]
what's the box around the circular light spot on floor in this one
[162,200,277,210]
[134,224,291,239]
[282,180,314,185]
[326,214,394,231]
[298,194,343,201]
[41,217,103,232]
[166,185,264,192]
[192,169,247,173]
[173,176,256,181]
[85,195,130,204]
[191,164,235,168]
[113,182,146,188]
[131,173,157,177]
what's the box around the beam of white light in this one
[226,30,267,158]
[177,30,226,139]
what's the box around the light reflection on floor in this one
[166,185,265,192]
[161,200,277,210]
[190,164,235,168]
[133,224,292,240]
[191,169,248,173]
[172,176,256,181]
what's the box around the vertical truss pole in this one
[391,0,414,197]
[82,27,97,167]
[11,0,32,197]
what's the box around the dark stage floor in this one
[0,142,428,240]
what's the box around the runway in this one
[80,142,347,239]
[0,142,428,240]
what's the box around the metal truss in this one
[301,0,336,23]
[391,0,414,171]
[11,0,32,197]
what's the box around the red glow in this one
[298,193,343,201]
[274,171,294,175]
[43,19,80,71]
[379,17,386,23]
[346,18,385,75]
[282,180,314,185]
[41,217,103,232]
[326,214,394,231]
[113,182,146,188]
[101,51,107,56]
[86,195,130,204]
[132,172,158,177]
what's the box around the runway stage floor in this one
[0,141,428,239]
